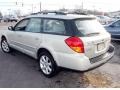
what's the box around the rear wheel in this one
[1,38,11,53]
[38,51,58,78]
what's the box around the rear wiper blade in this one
[86,32,100,36]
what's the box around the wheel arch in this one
[1,35,6,40]
[37,47,59,66]
[1,34,10,44]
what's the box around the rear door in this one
[41,19,70,54]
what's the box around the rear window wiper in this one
[86,32,100,36]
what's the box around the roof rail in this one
[31,11,67,15]
[30,11,87,15]
[68,11,88,15]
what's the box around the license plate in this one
[97,43,105,51]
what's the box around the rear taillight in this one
[65,37,84,53]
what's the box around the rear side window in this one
[75,19,106,36]
[25,18,41,33]
[43,19,66,35]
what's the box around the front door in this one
[19,18,42,57]
[7,19,30,50]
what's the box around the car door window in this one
[43,19,66,35]
[14,19,29,31]
[25,18,42,33]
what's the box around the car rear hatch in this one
[81,34,110,59]
[74,18,111,59]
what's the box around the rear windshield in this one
[75,19,106,36]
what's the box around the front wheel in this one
[1,38,11,53]
[38,51,59,78]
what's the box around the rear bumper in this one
[57,44,115,71]
[89,44,114,64]
[83,44,114,70]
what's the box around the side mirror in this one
[8,26,14,31]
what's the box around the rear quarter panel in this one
[40,34,79,66]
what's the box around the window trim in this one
[13,17,75,36]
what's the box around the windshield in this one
[75,19,106,36]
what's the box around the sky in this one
[0,0,120,15]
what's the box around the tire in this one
[1,38,11,53]
[38,51,59,78]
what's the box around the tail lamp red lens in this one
[65,37,84,53]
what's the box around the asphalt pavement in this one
[0,23,120,88]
